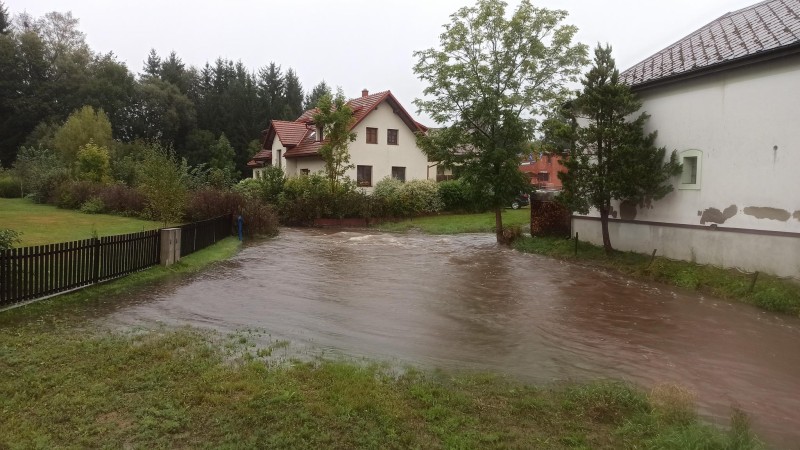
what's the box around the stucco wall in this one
[574,57,800,277]
[344,99,429,192]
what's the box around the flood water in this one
[104,228,800,448]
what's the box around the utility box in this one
[160,228,182,266]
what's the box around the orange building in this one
[519,153,566,190]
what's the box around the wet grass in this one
[515,235,800,316]
[376,208,530,234]
[0,325,763,449]
[0,198,164,246]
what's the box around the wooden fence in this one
[0,214,232,308]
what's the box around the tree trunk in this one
[599,205,613,254]
[495,207,503,244]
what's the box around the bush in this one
[79,197,105,214]
[530,196,571,237]
[186,188,278,237]
[0,170,21,198]
[232,178,262,200]
[0,229,21,250]
[57,181,103,209]
[396,179,442,216]
[97,184,147,216]
[436,178,491,213]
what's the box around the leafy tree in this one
[313,90,356,193]
[413,0,588,243]
[304,80,331,111]
[282,68,303,120]
[52,105,113,165]
[121,78,196,147]
[76,140,111,183]
[0,1,10,35]
[559,44,681,253]
[12,146,68,201]
[183,128,215,167]
[207,133,236,186]
[137,144,187,226]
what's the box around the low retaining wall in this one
[572,216,800,279]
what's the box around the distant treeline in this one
[0,4,331,175]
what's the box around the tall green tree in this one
[142,48,161,79]
[76,140,111,183]
[257,62,285,123]
[0,1,10,35]
[137,144,188,226]
[313,90,356,193]
[304,80,331,111]
[282,68,303,120]
[559,44,681,253]
[52,105,113,165]
[413,0,587,243]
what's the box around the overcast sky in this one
[7,0,758,125]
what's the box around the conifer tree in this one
[560,44,681,253]
[304,80,331,111]
[0,1,10,35]
[282,68,304,120]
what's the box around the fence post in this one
[92,237,101,284]
[574,232,579,256]
[160,228,182,266]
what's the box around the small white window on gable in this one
[679,149,702,190]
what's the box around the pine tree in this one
[282,68,303,120]
[257,62,284,124]
[560,44,681,253]
[304,80,331,110]
[142,48,161,79]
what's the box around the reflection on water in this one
[104,228,800,448]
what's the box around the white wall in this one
[344,99,429,192]
[575,57,800,278]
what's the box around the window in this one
[387,129,399,145]
[300,169,310,176]
[276,149,282,169]
[537,171,550,182]
[366,127,378,144]
[357,165,373,187]
[391,166,406,182]
[679,149,702,190]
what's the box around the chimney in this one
[362,88,369,97]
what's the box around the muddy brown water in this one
[104,228,800,448]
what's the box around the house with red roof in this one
[247,89,430,190]
[572,0,800,278]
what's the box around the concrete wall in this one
[575,57,800,278]
[572,217,800,279]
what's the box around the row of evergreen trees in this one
[0,3,332,175]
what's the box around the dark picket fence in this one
[0,214,232,308]
[179,215,232,257]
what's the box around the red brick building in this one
[519,153,566,190]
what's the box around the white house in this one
[572,0,800,278]
[247,89,431,191]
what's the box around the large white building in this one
[247,89,431,191]
[573,0,800,278]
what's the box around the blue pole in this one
[237,215,244,241]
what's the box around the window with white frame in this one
[679,149,702,190]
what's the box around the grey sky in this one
[7,0,757,125]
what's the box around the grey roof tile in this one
[622,0,800,86]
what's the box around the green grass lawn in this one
[0,198,163,246]
[0,325,762,449]
[376,208,530,234]
[515,235,800,316]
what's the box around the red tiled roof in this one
[274,89,429,159]
[252,149,272,161]
[271,121,309,147]
[621,0,800,88]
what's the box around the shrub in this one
[57,181,103,209]
[97,184,147,216]
[137,144,188,226]
[0,170,21,198]
[259,166,286,203]
[0,229,21,250]
[186,188,278,237]
[76,141,112,183]
[396,179,442,216]
[530,196,571,237]
[79,197,105,214]
[436,178,491,213]
[233,178,262,200]
[13,146,70,203]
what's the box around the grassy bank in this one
[0,326,761,448]
[0,198,163,246]
[0,237,241,323]
[376,208,530,234]
[516,236,800,316]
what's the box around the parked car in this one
[509,193,530,209]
